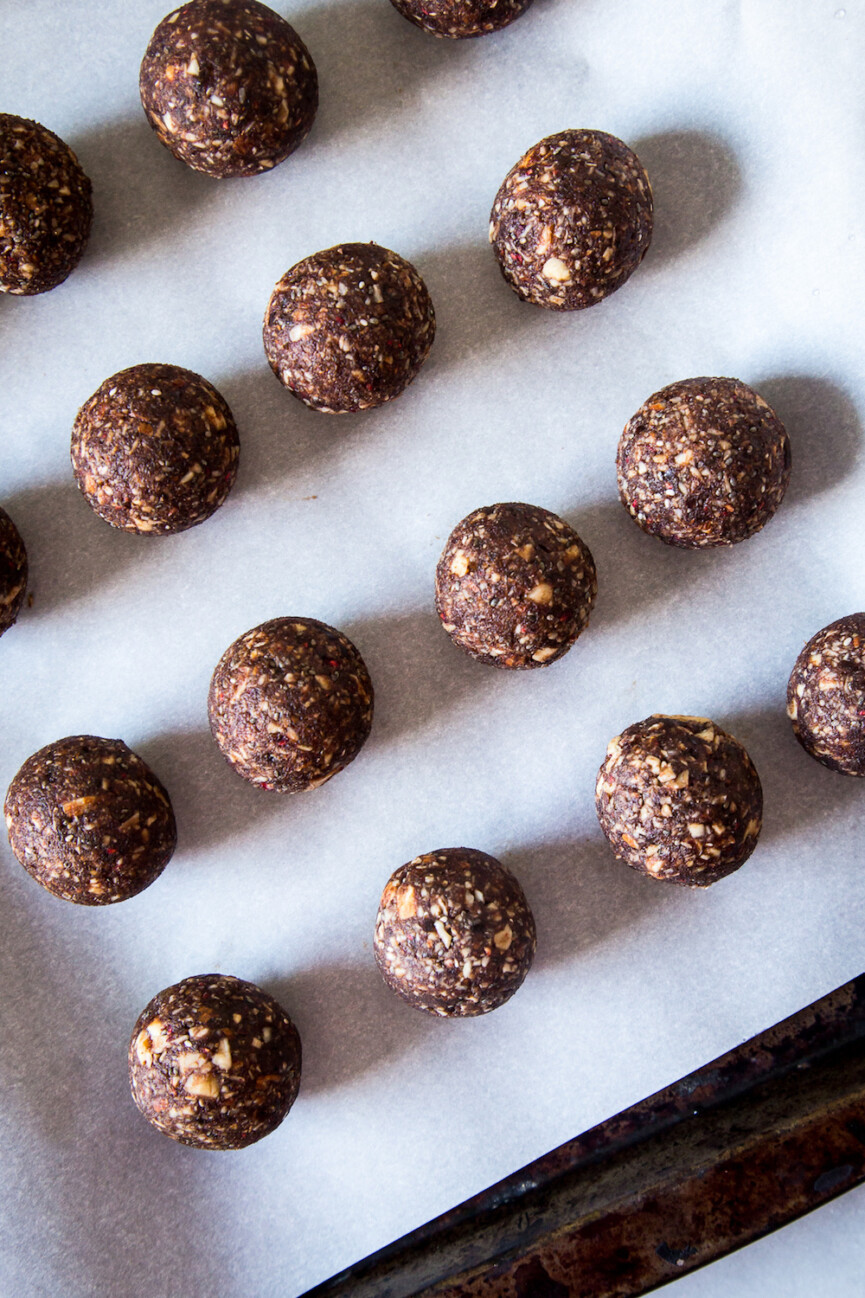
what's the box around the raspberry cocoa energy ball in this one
[263,242,436,413]
[139,0,318,178]
[435,502,596,669]
[71,363,239,535]
[0,114,93,295]
[4,736,176,905]
[389,0,533,38]
[374,848,536,1017]
[787,614,865,775]
[0,507,28,636]
[129,974,301,1149]
[595,715,762,887]
[208,617,374,791]
[489,129,653,311]
[617,377,791,548]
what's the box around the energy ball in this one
[0,114,93,295]
[129,974,301,1149]
[0,507,28,636]
[139,0,318,179]
[4,736,176,905]
[595,715,762,887]
[787,614,865,775]
[389,0,533,38]
[374,848,536,1017]
[489,129,653,311]
[71,363,240,535]
[435,502,596,669]
[617,377,791,548]
[208,616,374,791]
[263,242,436,413]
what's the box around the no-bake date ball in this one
[389,0,533,38]
[263,242,436,413]
[489,129,653,311]
[208,616,374,791]
[435,502,597,669]
[374,847,536,1017]
[595,715,762,887]
[787,613,865,775]
[0,113,93,295]
[617,377,791,548]
[0,506,28,636]
[4,736,176,905]
[71,363,240,535]
[129,974,301,1149]
[139,0,318,178]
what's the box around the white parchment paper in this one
[1,1,864,1294]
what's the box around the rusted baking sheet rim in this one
[303,974,865,1297]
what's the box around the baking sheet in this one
[1,1,864,1294]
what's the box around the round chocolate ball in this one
[374,847,536,1017]
[595,715,762,887]
[389,0,533,38]
[71,363,240,535]
[0,507,28,636]
[4,736,176,905]
[208,616,374,791]
[787,613,865,775]
[617,377,791,548]
[263,242,436,413]
[435,502,596,669]
[129,974,301,1149]
[139,0,318,179]
[489,129,653,311]
[0,114,93,295]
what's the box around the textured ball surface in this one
[617,377,791,548]
[595,715,762,887]
[129,974,301,1149]
[389,0,533,38]
[4,736,176,905]
[490,129,653,310]
[71,363,239,535]
[208,617,374,791]
[374,848,536,1016]
[0,114,92,295]
[140,0,318,178]
[435,502,597,669]
[263,242,436,413]
[0,507,28,636]
[787,614,865,775]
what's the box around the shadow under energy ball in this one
[389,0,534,38]
[129,974,301,1149]
[787,613,865,775]
[490,129,653,311]
[0,113,93,295]
[4,736,176,904]
[374,847,536,1017]
[595,715,763,887]
[139,0,318,178]
[71,363,240,535]
[208,616,374,791]
[617,377,791,548]
[435,502,597,668]
[263,243,436,413]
